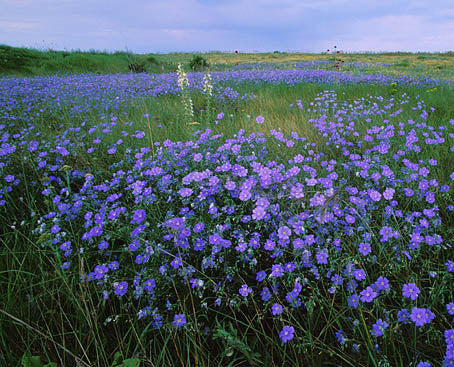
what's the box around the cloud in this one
[0,0,453,52]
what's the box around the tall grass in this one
[0,61,453,366]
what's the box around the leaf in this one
[111,351,123,366]
[118,358,140,367]
[21,355,44,367]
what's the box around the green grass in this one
[2,44,454,82]
[1,49,454,366]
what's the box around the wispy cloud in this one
[0,0,453,52]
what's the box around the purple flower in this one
[178,188,193,198]
[446,261,454,272]
[410,307,434,327]
[402,283,420,300]
[417,362,431,367]
[5,174,15,183]
[252,206,266,220]
[256,115,265,124]
[447,302,454,316]
[143,279,156,293]
[217,112,224,120]
[279,325,295,343]
[173,313,187,328]
[335,330,346,345]
[315,249,328,264]
[277,226,291,240]
[165,217,185,230]
[375,276,390,292]
[284,262,296,273]
[379,226,393,242]
[261,287,272,302]
[372,318,389,337]
[256,270,266,282]
[353,269,366,281]
[445,329,454,345]
[114,281,128,296]
[397,308,410,324]
[170,256,182,269]
[94,264,108,279]
[239,284,252,297]
[239,190,252,201]
[368,190,382,202]
[271,303,283,315]
[360,286,377,303]
[271,264,284,277]
[98,240,109,250]
[358,242,371,256]
[383,188,395,200]
[193,222,205,233]
[348,294,360,308]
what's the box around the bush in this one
[189,55,209,71]
[0,45,42,73]
[128,63,147,73]
[147,55,158,64]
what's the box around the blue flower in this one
[279,325,295,343]
[173,313,186,328]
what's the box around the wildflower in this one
[132,209,146,224]
[368,190,382,202]
[271,264,284,277]
[143,279,156,293]
[372,318,389,337]
[239,284,252,297]
[173,313,187,328]
[445,329,454,345]
[410,307,434,327]
[359,242,371,256]
[256,270,266,282]
[271,303,283,315]
[360,286,377,303]
[94,264,108,280]
[446,261,454,272]
[252,206,266,220]
[447,302,454,316]
[277,226,291,240]
[383,187,395,200]
[114,281,128,296]
[402,282,420,300]
[261,287,272,302]
[417,362,431,367]
[256,115,265,124]
[353,269,366,281]
[279,325,295,343]
[375,276,390,292]
[348,294,360,308]
[315,249,328,264]
[336,329,346,345]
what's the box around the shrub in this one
[128,63,147,73]
[189,55,209,71]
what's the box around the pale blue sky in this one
[1,0,453,53]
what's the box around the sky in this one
[1,0,454,53]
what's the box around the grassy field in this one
[1,44,454,82]
[0,45,454,366]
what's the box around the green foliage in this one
[128,63,147,73]
[189,55,209,71]
[147,55,158,64]
[110,352,141,367]
[0,45,43,73]
[21,354,56,367]
[212,321,261,364]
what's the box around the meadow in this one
[0,46,454,366]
